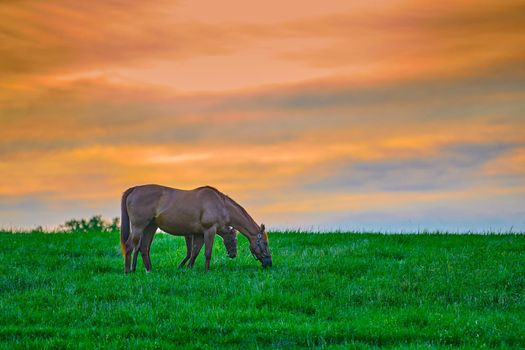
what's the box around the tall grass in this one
[0,231,523,348]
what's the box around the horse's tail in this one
[120,187,135,256]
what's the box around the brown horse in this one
[120,184,272,272]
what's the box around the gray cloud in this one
[303,143,521,193]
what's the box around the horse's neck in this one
[226,199,258,239]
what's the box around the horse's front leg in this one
[203,227,217,272]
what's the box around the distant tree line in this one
[58,215,120,233]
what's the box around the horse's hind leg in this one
[131,249,140,272]
[178,236,192,268]
[131,234,145,272]
[124,239,136,273]
[125,223,146,273]
[140,223,157,272]
[124,247,132,273]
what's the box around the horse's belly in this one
[153,192,227,234]
[154,211,201,235]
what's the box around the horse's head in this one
[218,226,238,259]
[250,224,272,268]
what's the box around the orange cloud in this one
[3,0,523,93]
[1,0,524,230]
[483,148,525,176]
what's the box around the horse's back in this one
[148,185,228,234]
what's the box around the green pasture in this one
[0,231,524,349]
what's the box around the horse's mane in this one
[195,186,258,229]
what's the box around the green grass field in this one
[0,231,524,349]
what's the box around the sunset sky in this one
[1,0,524,231]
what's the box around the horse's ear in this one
[260,224,265,232]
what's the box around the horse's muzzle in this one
[262,256,272,268]
[228,252,237,259]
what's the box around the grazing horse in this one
[120,184,272,273]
